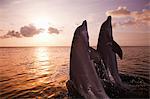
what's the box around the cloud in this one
[112,20,139,28]
[145,2,150,7]
[7,30,21,38]
[20,24,42,37]
[0,24,62,39]
[106,6,150,26]
[0,0,24,7]
[131,9,150,22]
[106,6,130,17]
[0,24,42,39]
[0,30,21,39]
[48,27,60,34]
[0,29,3,31]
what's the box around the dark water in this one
[118,46,150,79]
[0,46,149,98]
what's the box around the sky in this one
[0,0,149,47]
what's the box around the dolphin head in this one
[99,16,123,59]
[101,16,113,41]
[81,20,89,46]
[73,20,89,47]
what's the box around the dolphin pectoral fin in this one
[112,40,123,59]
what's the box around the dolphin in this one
[67,20,109,99]
[97,16,123,87]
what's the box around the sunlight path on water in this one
[0,47,149,98]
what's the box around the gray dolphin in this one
[67,20,109,99]
[97,16,123,87]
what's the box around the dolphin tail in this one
[112,40,123,59]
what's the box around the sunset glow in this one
[31,17,51,43]
[32,17,50,30]
[35,32,51,43]
[0,1,149,98]
[0,0,149,46]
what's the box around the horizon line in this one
[0,45,149,48]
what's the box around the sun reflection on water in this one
[35,47,49,62]
[28,47,54,84]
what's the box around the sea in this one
[0,46,149,98]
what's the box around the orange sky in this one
[0,0,149,46]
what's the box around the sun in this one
[32,17,52,43]
[35,32,51,43]
[32,17,50,30]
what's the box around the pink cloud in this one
[48,27,60,34]
[0,30,21,39]
[106,6,130,17]
[106,6,150,26]
[0,24,61,39]
[20,24,42,37]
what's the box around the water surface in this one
[0,46,149,98]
